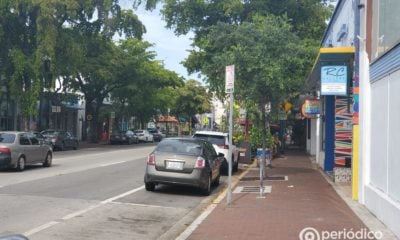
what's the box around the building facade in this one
[359,0,400,237]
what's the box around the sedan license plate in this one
[166,161,184,170]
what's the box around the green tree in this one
[0,0,145,132]
[111,39,183,129]
[172,80,211,135]
[135,0,331,41]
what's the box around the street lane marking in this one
[24,185,145,237]
[62,204,102,220]
[24,221,59,237]
[101,185,145,203]
[100,161,126,167]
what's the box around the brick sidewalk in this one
[186,150,371,240]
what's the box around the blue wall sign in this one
[321,65,348,96]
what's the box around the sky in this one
[120,1,200,81]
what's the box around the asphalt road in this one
[0,143,226,240]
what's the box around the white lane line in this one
[24,221,60,237]
[100,161,126,167]
[62,204,102,220]
[101,185,145,203]
[24,185,145,237]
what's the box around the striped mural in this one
[335,96,353,166]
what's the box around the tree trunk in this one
[90,102,101,143]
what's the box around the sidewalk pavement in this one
[179,150,398,240]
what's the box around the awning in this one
[308,47,355,91]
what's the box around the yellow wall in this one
[352,125,359,200]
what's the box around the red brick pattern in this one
[188,151,368,240]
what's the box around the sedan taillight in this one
[194,157,206,169]
[0,148,11,154]
[147,154,155,165]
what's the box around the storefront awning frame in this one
[308,47,355,91]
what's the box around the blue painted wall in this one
[324,96,335,171]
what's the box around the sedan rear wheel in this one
[202,175,212,196]
[16,157,25,171]
[145,182,155,191]
[43,152,52,167]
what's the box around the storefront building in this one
[308,0,400,237]
[307,0,356,183]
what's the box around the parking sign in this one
[225,65,235,93]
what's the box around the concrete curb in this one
[172,161,257,240]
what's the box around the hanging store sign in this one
[303,99,320,115]
[321,65,348,96]
[301,99,320,119]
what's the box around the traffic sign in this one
[203,117,209,125]
[225,65,235,93]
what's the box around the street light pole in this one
[225,65,234,205]
[316,91,321,165]
[227,92,233,204]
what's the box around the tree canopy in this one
[0,0,196,138]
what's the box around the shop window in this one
[371,0,400,60]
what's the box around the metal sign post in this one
[225,65,234,205]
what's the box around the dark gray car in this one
[41,130,79,151]
[144,138,223,195]
[0,131,53,171]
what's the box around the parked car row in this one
[110,130,139,145]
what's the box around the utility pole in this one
[225,65,234,205]
[316,91,321,165]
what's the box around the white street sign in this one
[225,65,235,93]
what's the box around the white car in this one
[192,131,239,173]
[134,130,154,142]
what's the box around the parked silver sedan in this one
[0,131,53,171]
[144,138,224,195]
